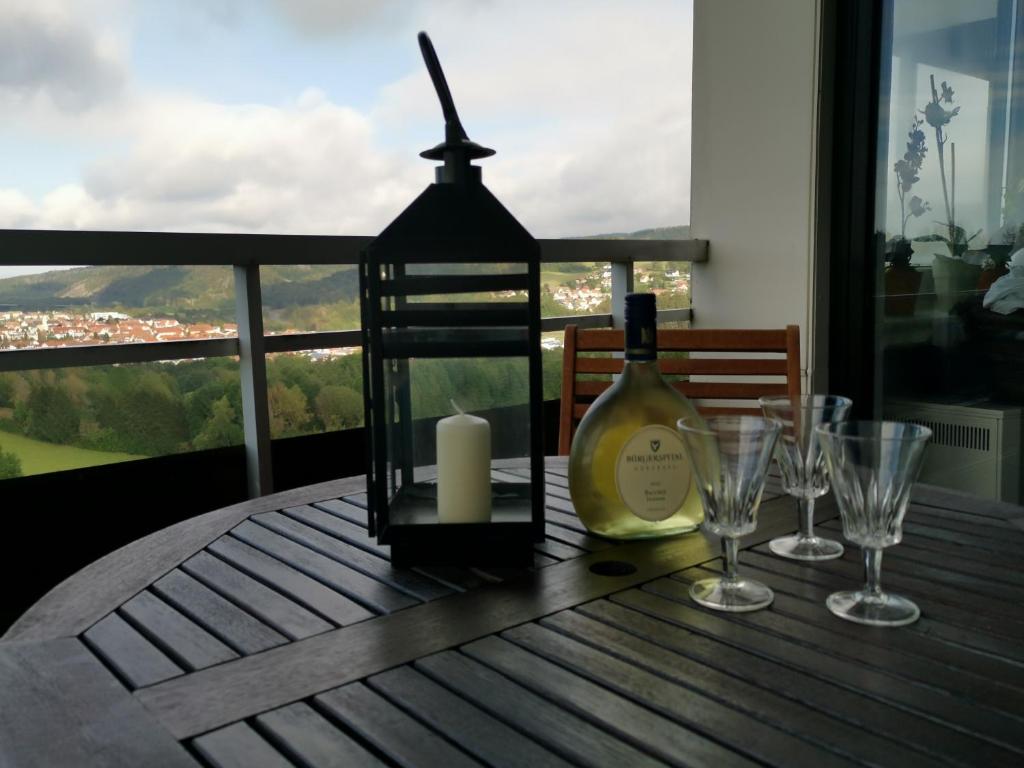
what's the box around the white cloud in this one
[265,0,407,37]
[373,0,693,235]
[2,90,422,234]
[0,0,127,113]
[0,0,692,238]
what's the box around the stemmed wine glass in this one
[677,415,782,612]
[815,421,932,627]
[759,395,852,560]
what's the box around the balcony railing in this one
[0,229,708,496]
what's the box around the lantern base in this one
[381,482,540,567]
[388,528,537,567]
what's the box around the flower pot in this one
[884,263,923,316]
[931,253,982,312]
[978,263,1009,291]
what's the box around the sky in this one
[0,0,693,278]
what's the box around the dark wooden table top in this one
[2,456,1023,767]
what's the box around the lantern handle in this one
[418,32,468,144]
[417,31,495,162]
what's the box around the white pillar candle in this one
[436,404,492,523]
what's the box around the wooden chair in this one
[557,325,801,455]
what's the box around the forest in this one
[0,350,566,478]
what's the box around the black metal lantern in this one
[360,32,544,566]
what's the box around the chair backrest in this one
[558,325,801,455]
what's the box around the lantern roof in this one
[366,33,537,264]
[367,182,537,263]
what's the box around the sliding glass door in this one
[872,0,1023,502]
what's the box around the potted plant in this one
[885,115,929,316]
[917,75,982,312]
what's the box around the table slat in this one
[652,574,1024,752]
[631,583,1024,763]
[579,598,1000,768]
[181,551,334,641]
[207,536,374,626]
[315,682,482,768]
[718,556,1024,687]
[462,635,778,768]
[152,570,287,656]
[758,542,1024,634]
[82,612,183,688]
[368,666,573,768]
[253,512,454,601]
[311,500,493,590]
[255,701,385,768]
[744,546,1024,662]
[120,591,237,671]
[192,722,294,768]
[416,650,672,768]
[683,565,1024,708]
[907,508,1024,541]
[498,623,859,767]
[542,608,938,768]
[230,522,420,614]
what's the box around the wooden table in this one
[3,457,1023,767]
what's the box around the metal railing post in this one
[610,261,635,329]
[234,264,273,497]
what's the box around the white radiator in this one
[884,400,1022,504]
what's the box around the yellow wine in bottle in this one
[569,293,704,539]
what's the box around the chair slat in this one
[576,357,788,376]
[677,382,789,400]
[659,358,788,376]
[575,358,625,374]
[696,405,765,417]
[575,381,613,397]
[574,328,790,352]
[574,330,624,351]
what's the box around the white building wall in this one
[690,0,822,387]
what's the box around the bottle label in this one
[614,425,692,521]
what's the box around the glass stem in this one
[798,496,815,539]
[863,547,883,598]
[722,537,740,582]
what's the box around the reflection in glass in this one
[877,1,1024,505]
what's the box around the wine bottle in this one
[569,293,704,539]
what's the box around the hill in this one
[0,225,689,329]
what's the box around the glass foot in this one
[826,590,920,627]
[690,576,774,612]
[769,533,844,561]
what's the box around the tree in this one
[184,378,241,439]
[193,396,244,450]
[0,375,15,408]
[93,371,189,455]
[25,382,79,444]
[268,382,311,437]
[314,385,363,431]
[0,445,22,479]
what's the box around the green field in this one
[541,266,597,289]
[0,430,145,476]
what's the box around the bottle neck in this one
[624,316,657,362]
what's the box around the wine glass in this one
[677,415,782,612]
[759,395,852,561]
[814,421,932,627]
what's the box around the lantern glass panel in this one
[381,354,533,526]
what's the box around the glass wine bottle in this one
[569,293,704,539]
